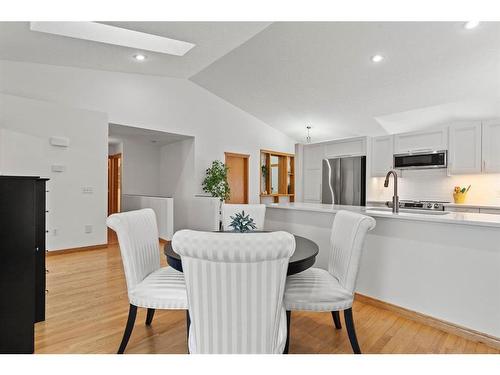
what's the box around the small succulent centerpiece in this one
[202,160,230,230]
[229,211,257,232]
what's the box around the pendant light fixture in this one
[306,125,312,143]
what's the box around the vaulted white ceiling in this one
[1,21,499,142]
[0,22,270,78]
[191,22,500,142]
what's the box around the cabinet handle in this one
[46,269,49,274]
[45,289,49,294]
[483,160,486,171]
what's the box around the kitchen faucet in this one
[384,170,399,213]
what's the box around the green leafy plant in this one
[261,164,268,177]
[229,211,257,232]
[202,160,230,201]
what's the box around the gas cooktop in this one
[388,200,450,211]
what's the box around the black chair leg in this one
[331,311,342,329]
[145,308,155,326]
[344,308,361,354]
[186,310,191,353]
[118,304,137,354]
[284,310,291,354]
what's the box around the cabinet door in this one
[448,122,482,174]
[303,169,322,202]
[482,121,500,173]
[324,137,366,158]
[303,144,324,169]
[394,128,448,154]
[371,135,394,177]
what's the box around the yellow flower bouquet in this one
[453,185,471,204]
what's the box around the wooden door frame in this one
[224,152,250,204]
[108,153,122,215]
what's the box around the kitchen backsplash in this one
[367,169,500,204]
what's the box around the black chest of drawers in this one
[0,176,48,353]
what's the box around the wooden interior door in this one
[225,152,249,204]
[108,154,121,215]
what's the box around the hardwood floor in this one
[37,243,499,354]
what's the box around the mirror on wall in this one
[260,150,295,203]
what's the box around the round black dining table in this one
[164,234,318,276]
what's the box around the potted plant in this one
[202,160,230,230]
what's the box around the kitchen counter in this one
[267,202,500,228]
[368,199,500,210]
[264,201,500,340]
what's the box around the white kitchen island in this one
[265,202,500,342]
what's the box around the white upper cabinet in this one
[482,120,500,173]
[394,128,448,154]
[371,135,394,177]
[448,122,482,174]
[303,143,324,170]
[324,137,366,159]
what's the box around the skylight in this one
[30,22,195,56]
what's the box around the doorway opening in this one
[224,152,249,204]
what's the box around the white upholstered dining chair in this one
[106,208,188,354]
[172,230,296,354]
[221,203,266,231]
[284,210,376,354]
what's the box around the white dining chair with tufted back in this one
[106,208,188,354]
[284,210,376,354]
[221,203,266,231]
[172,229,295,354]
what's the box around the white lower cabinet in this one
[303,169,321,202]
[448,122,482,174]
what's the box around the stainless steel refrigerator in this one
[321,156,366,205]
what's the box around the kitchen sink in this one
[365,207,450,215]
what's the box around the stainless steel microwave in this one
[393,150,447,170]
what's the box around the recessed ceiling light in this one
[371,54,384,63]
[134,54,146,61]
[464,21,480,30]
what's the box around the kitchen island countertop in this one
[266,202,500,228]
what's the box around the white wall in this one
[0,60,295,244]
[108,142,122,155]
[0,61,295,194]
[0,93,108,251]
[368,169,500,205]
[118,135,162,196]
[159,138,195,230]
